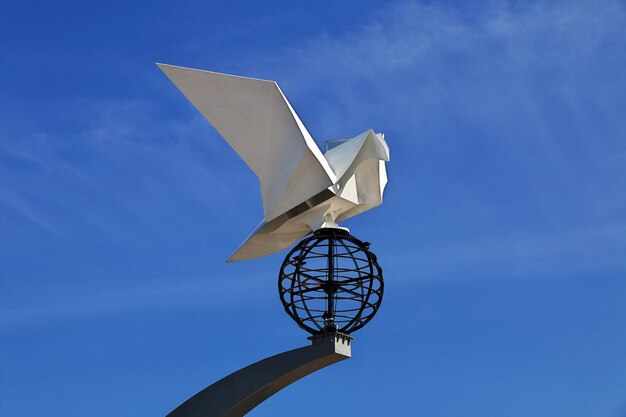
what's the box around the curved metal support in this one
[167,333,352,417]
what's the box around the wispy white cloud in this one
[0,97,253,242]
[0,97,269,328]
[383,221,626,285]
[0,272,270,328]
[239,0,626,147]
[0,184,65,238]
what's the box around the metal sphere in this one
[278,227,384,335]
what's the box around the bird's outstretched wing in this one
[157,64,336,221]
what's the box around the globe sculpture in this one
[279,227,384,335]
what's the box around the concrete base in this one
[167,332,352,417]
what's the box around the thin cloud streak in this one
[384,222,626,284]
[0,273,269,328]
[267,0,626,132]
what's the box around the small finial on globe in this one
[278,227,384,335]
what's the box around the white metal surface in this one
[158,64,390,261]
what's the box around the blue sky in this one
[1,0,626,416]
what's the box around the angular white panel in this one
[158,64,335,221]
[158,64,390,261]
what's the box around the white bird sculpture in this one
[158,64,390,261]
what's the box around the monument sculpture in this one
[158,63,389,417]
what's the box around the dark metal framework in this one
[278,228,384,335]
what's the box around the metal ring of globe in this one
[278,227,384,335]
